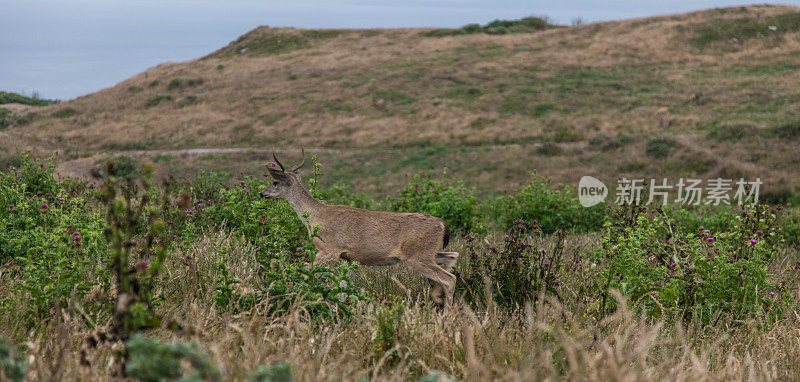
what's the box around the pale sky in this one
[1,1,798,100]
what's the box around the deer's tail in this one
[442,220,451,249]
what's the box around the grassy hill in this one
[0,91,55,106]
[3,5,800,197]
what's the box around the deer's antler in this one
[272,152,286,172]
[290,147,306,173]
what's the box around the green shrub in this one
[597,204,789,324]
[536,142,564,156]
[247,362,292,382]
[145,95,173,108]
[665,204,737,234]
[490,173,605,233]
[783,214,800,247]
[105,155,139,180]
[645,137,679,158]
[589,134,633,151]
[387,171,478,233]
[0,155,107,322]
[766,119,800,139]
[0,91,54,106]
[255,240,364,319]
[51,108,75,118]
[125,334,221,382]
[425,16,554,38]
[372,300,406,366]
[458,223,567,311]
[461,23,482,34]
[0,108,10,128]
[551,126,580,142]
[423,29,463,37]
[706,122,756,142]
[0,153,25,169]
[0,336,27,382]
[179,95,199,108]
[167,78,204,91]
[319,182,376,209]
[99,161,173,336]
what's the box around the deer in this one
[260,149,459,307]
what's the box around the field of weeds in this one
[0,154,798,381]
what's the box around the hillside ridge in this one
[3,4,800,196]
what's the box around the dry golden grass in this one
[3,230,799,381]
[4,4,800,195]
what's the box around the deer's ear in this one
[266,166,290,180]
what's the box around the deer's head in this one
[261,149,306,200]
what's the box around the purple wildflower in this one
[670,262,677,267]
[750,239,757,244]
[3,262,9,268]
[703,229,710,234]
[41,203,48,208]
[138,261,148,269]
[187,210,194,214]
[240,181,246,185]
[504,235,509,238]
[7,205,13,209]
[707,237,714,242]
[756,230,763,235]
[58,198,65,201]
[296,247,302,251]
[544,262,550,266]
[769,292,776,296]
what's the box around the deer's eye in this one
[272,181,278,186]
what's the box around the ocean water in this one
[1,0,794,100]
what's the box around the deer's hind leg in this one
[431,252,459,302]
[434,252,459,272]
[404,257,456,308]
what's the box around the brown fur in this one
[261,160,458,307]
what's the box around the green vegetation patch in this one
[765,118,800,139]
[645,137,680,158]
[705,121,758,142]
[167,78,204,91]
[0,91,54,106]
[260,113,285,126]
[209,28,341,58]
[51,108,76,118]
[687,11,800,49]
[145,95,173,108]
[424,16,556,37]
[178,95,199,108]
